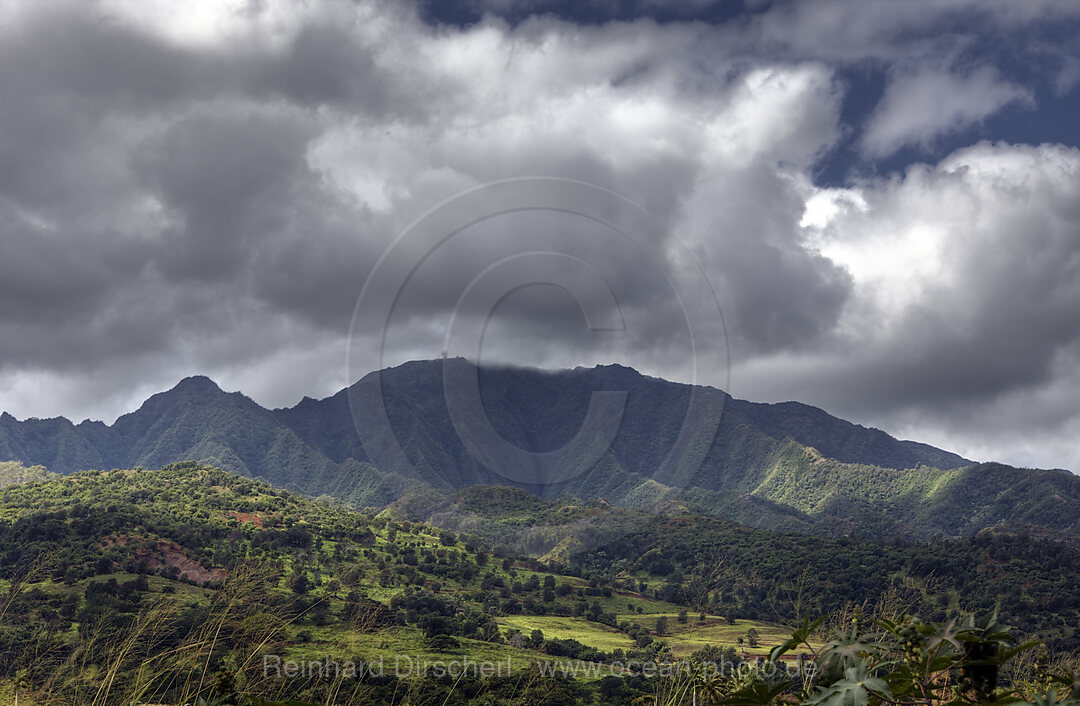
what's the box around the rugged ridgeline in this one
[2,359,1080,538]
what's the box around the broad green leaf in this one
[807,665,891,706]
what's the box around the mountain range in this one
[2,358,1079,539]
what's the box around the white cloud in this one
[1055,55,1080,96]
[745,141,1080,470]
[704,64,842,169]
[97,0,307,48]
[814,141,1080,364]
[861,66,1033,158]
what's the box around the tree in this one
[418,615,453,638]
[745,627,760,648]
[289,570,310,595]
[656,616,669,636]
[425,634,460,650]
[599,675,625,701]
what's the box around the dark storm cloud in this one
[688,163,852,355]
[0,1,428,378]
[134,109,319,280]
[0,217,145,324]
[252,22,403,109]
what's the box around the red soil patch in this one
[101,535,226,584]
[149,542,226,584]
[231,511,264,527]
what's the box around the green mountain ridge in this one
[1,359,1078,539]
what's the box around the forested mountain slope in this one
[2,360,1079,538]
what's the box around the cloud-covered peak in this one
[0,0,1078,472]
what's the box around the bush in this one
[424,634,461,650]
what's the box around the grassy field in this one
[497,615,638,652]
[637,615,801,658]
[292,625,544,673]
[587,591,686,616]
[497,613,806,659]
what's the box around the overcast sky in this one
[2,0,1079,471]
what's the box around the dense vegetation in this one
[4,360,1080,539]
[389,485,1080,651]
[0,464,723,704]
[1,463,1078,705]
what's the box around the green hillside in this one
[0,464,756,705]
[387,484,1080,649]
[1,464,1078,705]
